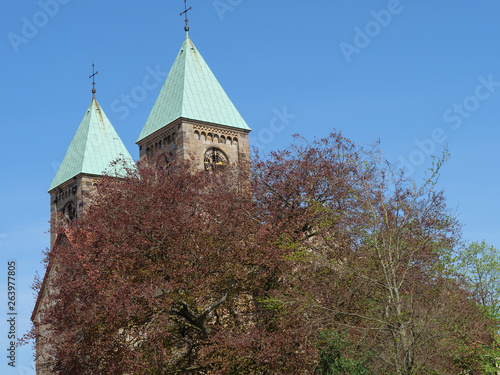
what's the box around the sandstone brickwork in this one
[137,118,250,169]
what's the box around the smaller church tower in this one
[47,74,134,249]
[34,73,135,374]
[136,27,251,169]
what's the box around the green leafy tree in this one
[316,330,371,375]
[455,240,500,318]
[452,241,500,373]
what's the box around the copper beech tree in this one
[32,133,497,374]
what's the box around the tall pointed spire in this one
[49,96,135,191]
[137,32,250,143]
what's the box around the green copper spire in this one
[49,97,135,191]
[137,31,250,143]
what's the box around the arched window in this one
[62,201,76,221]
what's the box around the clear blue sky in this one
[1,1,500,372]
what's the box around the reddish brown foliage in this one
[33,134,497,374]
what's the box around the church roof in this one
[49,97,135,191]
[137,31,250,143]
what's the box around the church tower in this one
[47,82,135,249]
[136,27,251,169]
[33,79,135,374]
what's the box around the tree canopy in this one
[454,241,500,318]
[32,133,498,374]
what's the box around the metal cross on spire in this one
[89,60,98,97]
[180,0,192,31]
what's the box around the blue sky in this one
[1,1,500,373]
